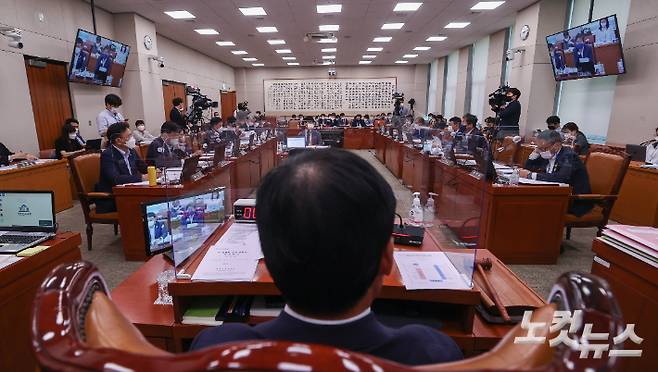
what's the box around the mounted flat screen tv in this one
[68,29,131,87]
[546,14,626,81]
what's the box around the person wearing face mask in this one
[574,34,595,76]
[169,97,187,129]
[147,212,170,249]
[492,87,521,139]
[351,114,365,127]
[642,127,658,165]
[328,113,339,127]
[64,118,87,147]
[561,122,589,155]
[519,130,592,216]
[54,121,85,159]
[303,122,323,146]
[96,94,126,145]
[132,120,156,144]
[95,122,148,213]
[146,121,187,168]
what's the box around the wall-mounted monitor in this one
[68,29,131,87]
[546,14,626,82]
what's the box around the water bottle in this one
[424,193,437,227]
[509,166,520,185]
[409,192,424,227]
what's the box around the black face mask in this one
[505,95,514,102]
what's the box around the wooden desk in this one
[0,159,73,212]
[382,136,404,179]
[0,232,81,372]
[610,162,658,227]
[401,145,431,196]
[113,140,276,261]
[343,128,375,149]
[374,132,387,164]
[591,238,658,370]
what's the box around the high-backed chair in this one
[32,261,623,371]
[493,136,520,165]
[564,151,630,239]
[68,152,119,250]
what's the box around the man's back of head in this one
[256,149,395,317]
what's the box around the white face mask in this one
[148,220,155,228]
[137,125,146,132]
[169,138,179,148]
[126,136,136,149]
[68,133,78,140]
[307,124,315,129]
[109,107,118,114]
[540,150,553,159]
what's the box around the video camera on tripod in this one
[186,86,218,131]
[488,85,510,111]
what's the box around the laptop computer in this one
[626,144,646,162]
[0,191,56,254]
[86,139,102,151]
[180,155,200,183]
[287,136,306,149]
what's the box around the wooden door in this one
[220,91,236,120]
[162,81,187,122]
[24,58,73,150]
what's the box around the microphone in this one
[496,136,522,153]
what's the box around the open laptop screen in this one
[287,136,306,149]
[0,191,55,232]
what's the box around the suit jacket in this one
[95,146,147,213]
[146,137,184,168]
[525,146,592,216]
[0,142,14,166]
[351,119,366,127]
[191,311,462,366]
[302,129,323,146]
[169,107,187,129]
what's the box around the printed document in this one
[394,251,471,290]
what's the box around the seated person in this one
[351,114,366,127]
[482,116,497,141]
[146,212,169,248]
[327,113,340,127]
[205,117,224,146]
[66,118,87,147]
[448,116,464,136]
[0,142,37,166]
[146,121,186,168]
[461,113,486,153]
[561,122,589,155]
[339,113,348,126]
[644,127,658,165]
[132,120,156,144]
[363,114,372,126]
[54,120,85,159]
[94,122,147,213]
[302,123,323,146]
[519,130,592,216]
[191,150,463,365]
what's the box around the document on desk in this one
[519,178,568,187]
[394,251,471,290]
[0,255,23,270]
[191,224,262,282]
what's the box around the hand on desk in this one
[10,152,38,162]
[518,169,531,179]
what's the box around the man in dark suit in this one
[492,87,521,138]
[351,114,366,127]
[191,150,463,366]
[574,35,595,76]
[95,122,147,213]
[169,97,187,129]
[146,121,187,168]
[520,130,592,216]
[461,113,486,154]
[302,123,323,146]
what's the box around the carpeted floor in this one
[56,149,597,298]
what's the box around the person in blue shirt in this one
[191,150,463,366]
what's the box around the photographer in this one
[170,97,187,129]
[491,87,521,138]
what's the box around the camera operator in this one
[170,97,187,129]
[234,101,251,124]
[491,87,521,138]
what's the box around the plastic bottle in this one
[424,193,437,227]
[409,192,424,226]
[509,166,520,185]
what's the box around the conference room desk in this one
[0,232,81,372]
[591,238,658,371]
[610,162,658,227]
[112,139,276,261]
[111,220,545,355]
[343,127,375,149]
[376,135,405,178]
[0,159,73,212]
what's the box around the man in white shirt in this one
[96,93,125,139]
[645,127,658,165]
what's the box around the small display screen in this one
[234,205,257,222]
[68,29,131,87]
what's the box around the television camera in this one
[488,85,511,112]
[186,86,218,132]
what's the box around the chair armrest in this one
[84,192,114,199]
[569,194,617,201]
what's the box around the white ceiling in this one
[93,0,539,68]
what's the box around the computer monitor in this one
[141,187,226,264]
[287,136,306,149]
[0,191,56,232]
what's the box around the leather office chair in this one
[33,262,622,371]
[564,151,630,239]
[493,136,520,165]
[39,148,56,159]
[68,152,120,250]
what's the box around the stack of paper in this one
[182,296,225,326]
[192,224,263,282]
[600,224,658,268]
[394,251,471,290]
[0,256,23,270]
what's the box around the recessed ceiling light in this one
[471,1,505,10]
[445,22,470,29]
[287,62,300,66]
[321,48,337,53]
[395,60,408,64]
[319,25,340,31]
[318,38,338,43]
[381,23,404,30]
[413,46,431,51]
[362,55,376,59]
[367,47,383,52]
[359,61,372,64]
[239,7,267,16]
[282,56,297,60]
[275,49,292,54]
[426,36,448,42]
[393,2,423,12]
[317,4,342,14]
[373,37,392,43]
[195,28,219,35]
[256,26,278,33]
[322,55,336,59]
[267,39,286,45]
[231,50,248,55]
[403,54,418,58]
[252,63,264,66]
[164,10,195,19]
[243,57,258,61]
[216,41,235,46]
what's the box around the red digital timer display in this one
[234,205,257,222]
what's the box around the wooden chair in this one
[492,136,520,165]
[68,152,119,251]
[564,151,630,239]
[32,261,623,371]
